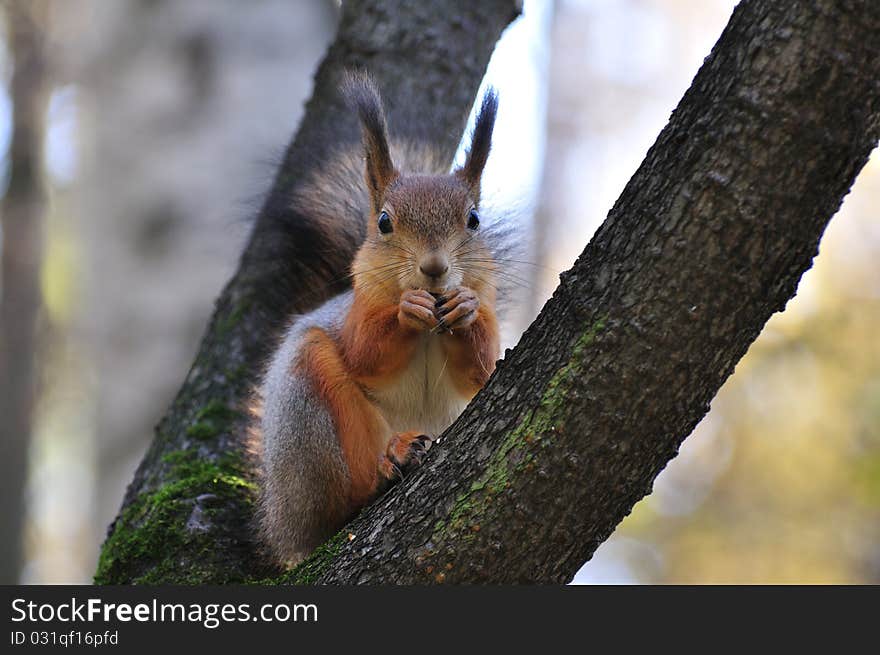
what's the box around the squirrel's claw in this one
[383,432,433,481]
[434,286,479,331]
[431,318,453,335]
[378,434,432,495]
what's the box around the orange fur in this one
[442,305,500,397]
[380,430,426,478]
[298,327,388,508]
[342,281,500,399]
[341,291,420,388]
[386,430,424,462]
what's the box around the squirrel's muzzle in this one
[419,252,449,280]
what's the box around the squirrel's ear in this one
[343,72,397,211]
[457,88,498,201]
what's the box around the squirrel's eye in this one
[467,209,480,230]
[377,211,393,234]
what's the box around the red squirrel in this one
[253,74,502,567]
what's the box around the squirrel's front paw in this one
[380,431,432,483]
[398,289,439,332]
[434,286,480,332]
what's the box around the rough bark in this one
[97,0,880,584]
[304,0,880,584]
[0,0,50,584]
[95,0,519,584]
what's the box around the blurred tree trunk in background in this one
[530,1,566,316]
[57,0,336,573]
[0,0,50,584]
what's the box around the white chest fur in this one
[369,334,469,438]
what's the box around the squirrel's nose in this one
[419,253,449,279]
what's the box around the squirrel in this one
[251,73,504,567]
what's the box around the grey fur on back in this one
[256,292,354,565]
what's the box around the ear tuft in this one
[342,71,397,211]
[457,88,498,201]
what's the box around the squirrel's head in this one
[345,73,498,298]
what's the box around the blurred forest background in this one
[0,0,877,585]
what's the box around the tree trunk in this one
[97,0,880,584]
[0,0,50,584]
[95,0,520,584]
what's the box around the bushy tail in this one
[479,194,531,330]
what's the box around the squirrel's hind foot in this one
[379,432,433,490]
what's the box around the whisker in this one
[431,357,449,393]
[451,233,478,254]
[451,267,503,294]
[458,261,532,282]
[330,258,410,284]
[349,260,411,279]
[384,242,417,257]
[364,267,409,283]
[457,257,549,270]
[359,267,410,289]
[459,266,534,291]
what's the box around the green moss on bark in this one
[243,530,350,585]
[432,318,607,545]
[94,449,256,585]
[185,400,241,441]
[216,299,251,336]
[287,531,349,584]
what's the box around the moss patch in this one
[185,400,241,441]
[95,449,256,585]
[253,530,352,585]
[434,317,607,545]
[216,299,251,336]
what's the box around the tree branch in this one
[303,0,880,584]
